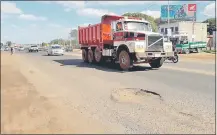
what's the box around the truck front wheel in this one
[149,58,164,68]
[82,49,88,62]
[118,50,132,71]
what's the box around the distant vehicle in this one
[47,45,64,56]
[29,45,39,52]
[38,47,44,51]
[4,47,9,51]
[176,41,207,54]
[18,47,25,51]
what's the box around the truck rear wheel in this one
[82,49,88,62]
[94,47,102,63]
[196,48,201,53]
[118,50,132,71]
[149,58,164,68]
[88,49,94,63]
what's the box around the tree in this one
[6,41,12,47]
[203,18,216,35]
[122,12,158,32]
[42,42,49,47]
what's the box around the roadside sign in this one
[188,4,196,11]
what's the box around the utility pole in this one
[167,0,171,41]
[192,15,195,42]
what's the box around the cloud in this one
[64,8,71,12]
[77,8,116,17]
[56,1,85,11]
[1,14,10,20]
[1,1,22,14]
[141,10,161,18]
[79,23,91,27]
[203,2,215,17]
[88,1,171,6]
[19,14,47,21]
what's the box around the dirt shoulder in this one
[179,53,215,61]
[1,52,109,134]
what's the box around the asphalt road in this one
[12,50,216,134]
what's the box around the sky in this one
[1,1,216,44]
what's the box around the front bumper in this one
[136,51,174,58]
[51,52,63,55]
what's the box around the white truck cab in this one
[108,17,174,69]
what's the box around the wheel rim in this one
[88,50,93,63]
[94,48,102,62]
[119,51,130,70]
[172,56,178,63]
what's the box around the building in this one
[158,21,208,42]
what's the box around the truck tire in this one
[149,58,164,68]
[196,48,201,53]
[184,49,190,54]
[87,49,94,63]
[118,50,132,71]
[94,47,102,63]
[82,49,88,62]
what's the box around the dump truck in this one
[78,15,174,70]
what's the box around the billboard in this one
[161,4,196,22]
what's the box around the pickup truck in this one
[176,41,207,54]
[28,45,39,52]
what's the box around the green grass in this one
[202,50,216,54]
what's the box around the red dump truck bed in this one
[78,15,125,48]
[78,23,112,48]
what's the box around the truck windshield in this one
[124,21,151,31]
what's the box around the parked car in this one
[47,45,64,56]
[28,45,39,52]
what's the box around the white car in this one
[29,45,39,52]
[47,45,64,56]
[18,47,25,51]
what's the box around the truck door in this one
[111,21,117,40]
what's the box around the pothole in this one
[111,88,163,104]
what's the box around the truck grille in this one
[147,35,164,52]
